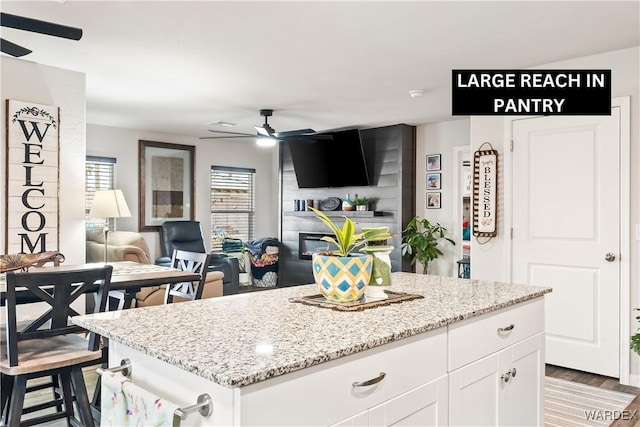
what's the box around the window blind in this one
[210,166,255,252]
[85,156,116,230]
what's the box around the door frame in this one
[505,96,631,384]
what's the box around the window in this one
[210,166,255,251]
[85,156,116,230]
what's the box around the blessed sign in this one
[472,143,498,239]
[5,100,60,254]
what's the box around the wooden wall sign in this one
[5,100,60,254]
[472,142,498,241]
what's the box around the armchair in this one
[156,220,240,295]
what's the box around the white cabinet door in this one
[449,351,501,426]
[368,375,448,427]
[501,334,544,427]
[449,334,544,427]
[330,411,369,427]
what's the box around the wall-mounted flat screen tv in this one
[288,129,370,188]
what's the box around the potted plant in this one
[352,196,370,211]
[400,216,455,274]
[631,309,640,355]
[308,207,392,302]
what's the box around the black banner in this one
[452,69,611,115]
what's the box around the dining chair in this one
[164,250,211,304]
[1,265,113,427]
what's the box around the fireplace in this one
[298,233,336,260]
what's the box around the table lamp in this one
[88,189,131,262]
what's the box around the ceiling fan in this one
[200,109,333,142]
[1,12,83,58]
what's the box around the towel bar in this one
[97,358,213,425]
[172,394,213,426]
[96,357,132,377]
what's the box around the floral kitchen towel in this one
[101,371,179,426]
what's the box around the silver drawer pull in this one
[352,372,386,388]
[497,324,515,333]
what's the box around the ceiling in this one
[1,1,638,139]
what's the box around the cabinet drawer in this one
[448,297,544,371]
[240,328,447,426]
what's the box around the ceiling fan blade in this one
[1,13,83,40]
[272,128,316,138]
[254,125,272,137]
[0,38,32,57]
[200,135,255,140]
[207,130,254,137]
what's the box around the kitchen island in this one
[73,272,552,426]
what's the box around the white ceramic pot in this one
[365,285,388,300]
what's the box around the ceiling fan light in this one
[256,137,277,147]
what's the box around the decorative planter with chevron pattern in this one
[312,253,373,303]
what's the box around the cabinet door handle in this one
[497,324,515,333]
[511,368,517,378]
[501,371,511,383]
[352,372,386,388]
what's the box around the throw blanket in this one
[101,371,179,427]
[244,237,279,257]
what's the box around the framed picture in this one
[139,140,195,231]
[427,154,441,171]
[426,192,441,209]
[427,173,441,190]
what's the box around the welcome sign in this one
[5,100,60,254]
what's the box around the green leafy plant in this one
[352,196,369,206]
[309,207,392,257]
[400,216,455,274]
[631,309,640,355]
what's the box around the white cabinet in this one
[448,298,545,427]
[449,333,543,426]
[107,297,545,427]
[369,375,448,427]
[241,328,448,426]
[331,375,449,427]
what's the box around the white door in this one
[511,110,620,377]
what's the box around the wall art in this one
[139,140,195,231]
[426,154,441,171]
[5,100,60,254]
[472,142,498,241]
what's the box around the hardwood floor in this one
[546,364,640,427]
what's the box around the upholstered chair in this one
[156,221,239,296]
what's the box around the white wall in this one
[86,124,279,261]
[1,56,86,264]
[415,119,470,277]
[468,46,640,383]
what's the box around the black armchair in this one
[155,220,239,295]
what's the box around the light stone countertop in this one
[72,272,551,388]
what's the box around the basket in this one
[250,262,278,287]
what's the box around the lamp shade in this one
[89,189,131,218]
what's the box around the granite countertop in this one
[72,272,551,388]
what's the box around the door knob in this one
[605,252,616,262]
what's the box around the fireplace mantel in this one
[283,211,386,218]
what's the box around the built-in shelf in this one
[283,211,387,218]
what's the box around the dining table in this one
[0,261,201,306]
